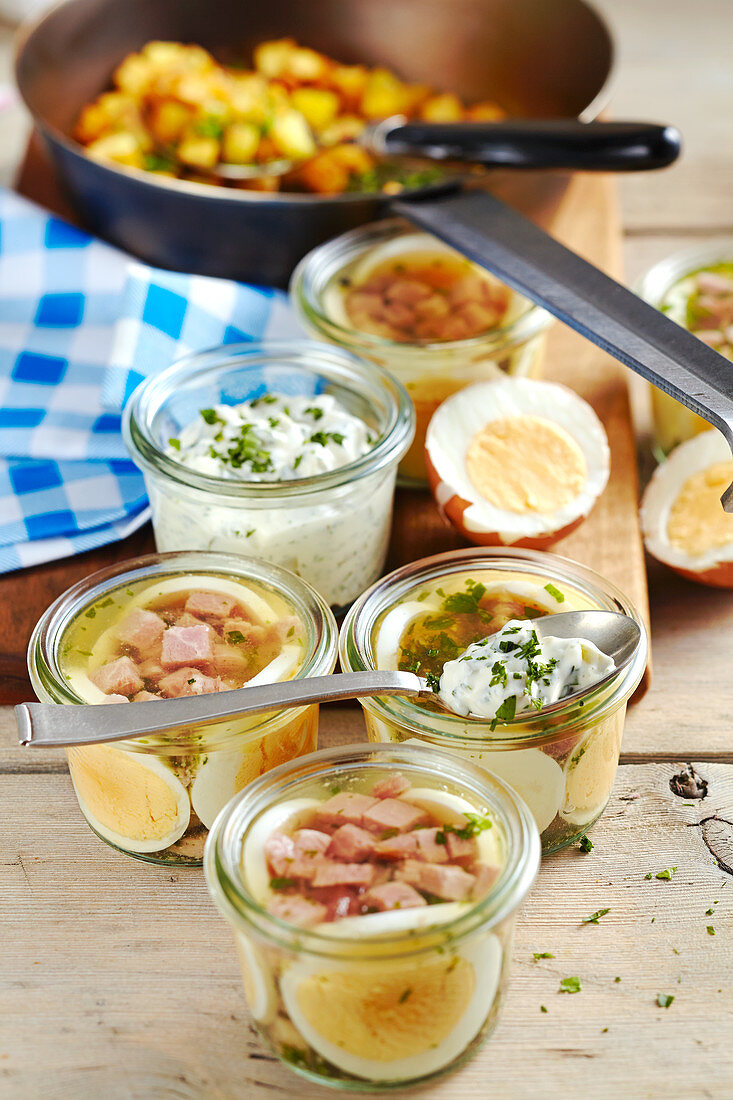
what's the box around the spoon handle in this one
[15,670,424,748]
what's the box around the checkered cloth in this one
[0,189,301,573]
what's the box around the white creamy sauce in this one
[166,393,374,481]
[439,619,615,721]
[154,392,392,609]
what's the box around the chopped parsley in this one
[398,988,412,1004]
[583,908,610,924]
[655,867,677,880]
[544,583,565,603]
[707,926,716,936]
[644,872,653,880]
[200,408,223,425]
[269,877,297,890]
[304,406,324,420]
[559,977,581,994]
[194,115,225,140]
[310,430,345,447]
[578,835,594,853]
[490,694,516,730]
[533,952,555,960]
[435,812,493,843]
[540,1005,548,1013]
[168,437,181,450]
[227,630,246,645]
[656,993,674,1008]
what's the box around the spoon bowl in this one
[16,610,640,748]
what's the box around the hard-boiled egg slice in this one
[374,597,442,669]
[128,575,279,623]
[561,721,623,827]
[640,430,733,587]
[280,921,502,1082]
[190,646,306,829]
[235,932,278,1025]
[425,378,610,548]
[240,797,321,903]
[67,744,190,853]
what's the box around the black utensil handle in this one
[379,120,681,171]
[393,189,733,510]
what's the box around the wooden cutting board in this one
[0,140,649,702]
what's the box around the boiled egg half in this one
[641,429,733,587]
[425,378,610,548]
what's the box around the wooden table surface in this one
[2,1,733,1097]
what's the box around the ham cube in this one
[397,859,476,901]
[327,824,376,862]
[115,608,165,653]
[374,833,418,861]
[314,886,360,922]
[225,619,270,647]
[212,642,251,683]
[266,894,327,928]
[184,590,238,620]
[311,861,375,889]
[90,655,143,697]
[312,791,378,829]
[372,773,411,799]
[158,666,221,697]
[264,832,296,877]
[361,798,429,834]
[472,862,501,898]
[696,271,733,295]
[133,690,162,702]
[289,830,332,879]
[414,827,450,864]
[363,882,427,912]
[446,832,478,865]
[160,624,214,670]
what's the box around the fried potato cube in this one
[466,101,506,121]
[177,133,221,170]
[319,114,367,147]
[113,53,155,97]
[147,99,191,145]
[420,92,464,122]
[229,74,271,124]
[289,87,340,131]
[254,37,298,78]
[269,109,316,159]
[361,69,430,119]
[74,92,137,143]
[221,121,261,164]
[296,150,350,194]
[328,142,374,174]
[140,41,189,69]
[329,64,369,109]
[287,46,330,82]
[85,131,146,168]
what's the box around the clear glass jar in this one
[290,218,553,486]
[204,742,539,1090]
[123,341,414,614]
[635,240,733,459]
[339,548,647,854]
[27,550,338,866]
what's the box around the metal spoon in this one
[208,118,680,182]
[16,610,640,748]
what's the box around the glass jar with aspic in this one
[339,547,647,854]
[27,551,338,865]
[123,341,414,613]
[290,218,553,486]
[204,742,540,1089]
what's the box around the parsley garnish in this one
[270,876,297,890]
[227,630,246,645]
[293,454,303,469]
[540,1005,548,1013]
[656,993,674,1008]
[490,695,516,730]
[310,430,345,447]
[168,437,181,450]
[533,952,555,960]
[304,406,324,420]
[425,670,441,693]
[435,812,493,843]
[578,835,594,853]
[187,678,195,685]
[194,115,225,139]
[707,926,715,936]
[559,977,581,994]
[655,867,677,880]
[583,908,610,924]
[442,581,487,614]
[544,583,565,603]
[200,408,222,425]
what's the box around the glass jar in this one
[635,240,733,459]
[339,548,647,854]
[204,742,539,1090]
[290,218,553,486]
[123,341,414,614]
[27,550,338,865]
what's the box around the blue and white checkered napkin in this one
[0,189,301,573]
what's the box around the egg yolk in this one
[68,745,181,842]
[291,955,476,1061]
[667,460,733,556]
[465,415,587,513]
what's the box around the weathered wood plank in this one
[1,757,731,1100]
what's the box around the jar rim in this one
[204,741,540,959]
[27,549,338,750]
[290,216,553,355]
[122,339,415,498]
[338,546,648,746]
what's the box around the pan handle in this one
[372,119,681,172]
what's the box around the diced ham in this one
[311,861,376,889]
[133,690,162,702]
[184,590,238,620]
[327,823,376,862]
[266,894,327,928]
[211,641,251,683]
[264,832,296,877]
[397,859,476,902]
[274,615,301,643]
[312,791,379,829]
[288,830,332,879]
[414,826,450,864]
[372,773,411,799]
[115,608,165,653]
[446,832,478,866]
[89,655,143,697]
[315,886,360,921]
[361,798,430,835]
[174,612,208,629]
[696,271,733,295]
[158,666,221,697]
[138,658,163,683]
[472,862,501,898]
[362,882,427,912]
[373,833,418,861]
[160,624,214,670]
[226,619,270,647]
